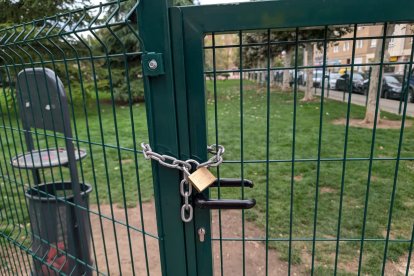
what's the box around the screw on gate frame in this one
[148,59,158,70]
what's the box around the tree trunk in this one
[256,62,261,83]
[364,63,381,124]
[302,44,315,101]
[269,67,275,86]
[261,61,266,85]
[282,48,293,91]
[363,24,395,124]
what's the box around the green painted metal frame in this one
[170,8,213,276]
[1,0,414,275]
[168,0,414,275]
[138,1,213,275]
[137,1,190,275]
[177,0,414,33]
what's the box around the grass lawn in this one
[205,79,414,275]
[0,79,413,275]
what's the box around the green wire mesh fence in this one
[0,0,414,275]
[0,1,159,275]
[203,24,414,275]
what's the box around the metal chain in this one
[141,143,224,173]
[141,142,225,222]
[199,144,225,168]
[180,178,193,222]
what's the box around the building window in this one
[356,40,363,48]
[370,39,377,48]
[389,38,395,48]
[343,41,350,51]
[333,45,339,53]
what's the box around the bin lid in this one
[11,148,87,169]
[17,68,69,134]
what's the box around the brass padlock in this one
[188,167,217,193]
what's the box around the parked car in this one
[382,73,414,102]
[326,73,340,89]
[312,70,324,88]
[405,74,414,103]
[380,75,403,100]
[335,73,366,94]
[360,74,405,101]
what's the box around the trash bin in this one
[25,182,93,275]
[12,68,93,274]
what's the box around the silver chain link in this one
[180,178,193,222]
[141,143,225,222]
[141,143,224,173]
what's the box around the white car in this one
[312,70,324,87]
[327,73,340,89]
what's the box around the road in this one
[313,88,414,117]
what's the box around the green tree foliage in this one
[204,34,239,79]
[242,26,352,96]
[92,0,193,103]
[0,0,192,105]
[0,0,89,24]
[89,1,144,103]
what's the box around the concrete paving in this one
[313,88,414,117]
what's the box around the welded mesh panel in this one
[0,1,160,275]
[204,23,414,275]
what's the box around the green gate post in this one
[170,7,214,276]
[137,1,197,275]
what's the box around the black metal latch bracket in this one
[194,178,256,210]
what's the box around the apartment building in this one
[315,24,413,74]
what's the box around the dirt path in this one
[90,202,303,276]
[332,118,412,129]
[89,203,414,275]
[4,202,411,275]
[210,209,302,276]
[90,202,161,275]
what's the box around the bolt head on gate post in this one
[142,52,165,76]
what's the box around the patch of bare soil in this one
[0,244,30,275]
[382,230,397,240]
[90,202,161,275]
[385,254,414,275]
[300,97,320,103]
[332,118,412,129]
[336,256,359,274]
[320,187,336,194]
[294,175,303,181]
[88,202,306,275]
[210,210,305,276]
[7,202,411,275]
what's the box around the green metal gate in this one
[1,0,414,275]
